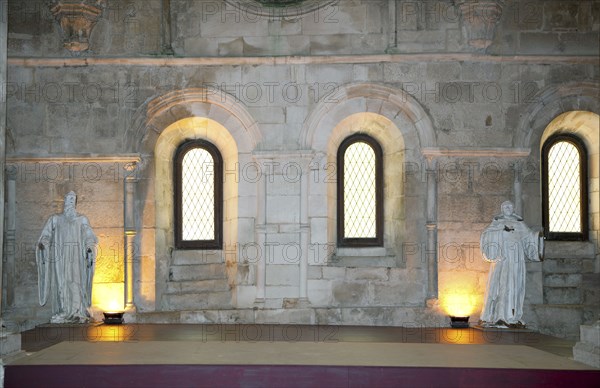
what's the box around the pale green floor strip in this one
[12,341,598,370]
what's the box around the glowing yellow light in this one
[442,291,477,317]
[92,283,124,312]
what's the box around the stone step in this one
[133,311,182,324]
[542,258,583,274]
[172,250,224,266]
[530,304,584,341]
[166,279,231,294]
[163,291,233,310]
[544,241,595,260]
[543,273,582,287]
[543,287,582,305]
[169,263,228,282]
[134,309,255,324]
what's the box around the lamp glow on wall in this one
[92,280,125,324]
[441,290,477,328]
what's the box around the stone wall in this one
[7,1,600,57]
[2,0,599,337]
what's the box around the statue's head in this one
[64,191,77,208]
[500,200,514,216]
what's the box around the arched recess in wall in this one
[516,82,599,249]
[300,83,436,270]
[125,88,261,311]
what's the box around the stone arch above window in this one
[515,82,599,150]
[127,88,262,156]
[224,0,337,17]
[300,82,436,154]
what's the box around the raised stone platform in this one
[574,322,600,368]
[5,341,599,388]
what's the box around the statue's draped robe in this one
[36,213,97,323]
[480,215,540,325]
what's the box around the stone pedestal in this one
[573,322,600,368]
[0,332,21,357]
[455,0,505,50]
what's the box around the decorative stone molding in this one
[49,0,105,52]
[455,0,505,50]
[9,54,598,68]
[225,0,338,18]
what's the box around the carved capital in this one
[455,0,505,50]
[5,163,18,180]
[49,1,105,52]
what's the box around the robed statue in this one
[37,191,98,323]
[480,201,543,327]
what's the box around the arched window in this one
[542,134,588,241]
[337,134,384,247]
[174,139,223,249]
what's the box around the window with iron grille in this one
[337,134,384,247]
[542,134,588,241]
[174,139,223,249]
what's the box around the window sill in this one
[172,249,224,265]
[330,247,397,267]
[336,247,387,257]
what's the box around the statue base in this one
[38,322,103,328]
[473,324,532,333]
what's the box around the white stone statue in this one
[36,191,98,323]
[480,200,543,327]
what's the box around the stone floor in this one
[6,323,596,365]
[9,340,598,370]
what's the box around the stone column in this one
[161,0,174,55]
[1,0,22,359]
[298,156,312,301]
[4,167,17,308]
[124,163,138,313]
[0,0,8,318]
[387,0,397,49]
[426,158,438,300]
[255,164,267,303]
[512,161,523,216]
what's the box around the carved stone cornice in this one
[49,1,105,52]
[455,0,505,50]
